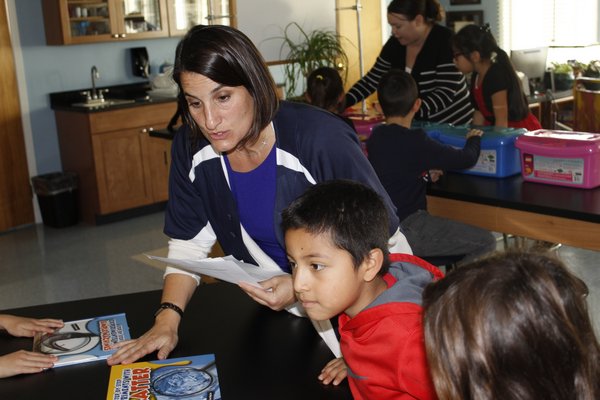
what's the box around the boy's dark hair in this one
[306,66,345,113]
[423,251,600,400]
[282,180,390,274]
[377,69,419,118]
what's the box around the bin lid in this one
[31,171,78,194]
[515,130,600,154]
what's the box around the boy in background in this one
[282,179,441,400]
[367,69,496,264]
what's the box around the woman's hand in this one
[0,350,58,378]
[319,357,348,385]
[238,274,296,311]
[107,312,180,365]
[0,315,63,338]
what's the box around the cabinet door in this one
[116,0,169,40]
[167,0,236,36]
[145,134,172,202]
[92,128,154,214]
[43,0,116,44]
[43,0,168,44]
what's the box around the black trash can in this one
[31,172,79,228]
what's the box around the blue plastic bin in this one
[414,122,526,178]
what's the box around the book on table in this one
[106,353,221,400]
[32,313,130,367]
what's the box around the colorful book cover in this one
[32,313,130,367]
[106,354,221,400]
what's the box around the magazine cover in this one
[106,354,221,400]
[32,313,130,367]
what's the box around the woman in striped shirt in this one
[345,0,473,126]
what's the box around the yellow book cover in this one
[106,354,220,400]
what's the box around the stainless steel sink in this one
[71,98,136,108]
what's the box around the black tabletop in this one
[427,172,600,223]
[0,283,351,400]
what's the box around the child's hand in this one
[428,169,444,183]
[466,128,484,139]
[0,315,63,338]
[318,357,348,386]
[0,350,58,378]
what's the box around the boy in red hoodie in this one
[282,179,441,400]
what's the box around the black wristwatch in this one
[154,302,184,318]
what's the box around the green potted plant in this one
[548,62,574,91]
[276,22,349,99]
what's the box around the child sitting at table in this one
[452,24,542,130]
[422,251,600,400]
[0,314,63,378]
[305,66,357,133]
[282,179,442,399]
[367,69,497,264]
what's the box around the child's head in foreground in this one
[377,69,420,118]
[305,66,346,114]
[422,251,600,400]
[282,180,391,321]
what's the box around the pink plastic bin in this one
[514,130,600,188]
[346,113,384,141]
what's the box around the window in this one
[498,0,598,49]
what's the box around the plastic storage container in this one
[418,122,527,178]
[31,172,79,228]
[515,130,600,188]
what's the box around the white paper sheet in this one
[146,255,287,288]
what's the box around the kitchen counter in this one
[49,81,177,113]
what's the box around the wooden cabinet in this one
[42,0,236,45]
[145,134,172,201]
[42,0,169,45]
[55,101,177,223]
[166,0,236,36]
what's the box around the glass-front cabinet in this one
[166,0,236,36]
[118,0,168,38]
[43,0,169,44]
[43,0,235,44]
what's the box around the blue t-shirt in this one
[224,145,290,272]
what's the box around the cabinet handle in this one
[112,34,119,38]
[141,128,148,133]
[148,127,154,132]
[120,33,127,38]
[163,151,168,165]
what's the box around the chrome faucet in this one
[91,65,100,100]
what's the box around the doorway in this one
[0,0,35,231]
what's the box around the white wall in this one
[236,0,336,63]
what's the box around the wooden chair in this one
[573,77,600,133]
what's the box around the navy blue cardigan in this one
[165,101,401,266]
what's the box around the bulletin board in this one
[236,0,336,63]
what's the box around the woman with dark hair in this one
[345,0,473,125]
[452,24,541,130]
[108,25,412,384]
[422,251,600,400]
